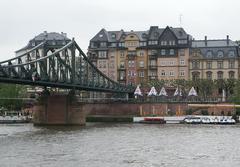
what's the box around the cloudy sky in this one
[0,0,239,61]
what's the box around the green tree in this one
[0,84,26,110]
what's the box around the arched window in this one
[206,50,212,58]
[206,71,212,80]
[228,50,235,57]
[229,71,235,79]
[192,71,200,80]
[217,71,223,79]
[217,50,224,58]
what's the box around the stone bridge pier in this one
[33,94,85,126]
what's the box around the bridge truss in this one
[0,39,134,93]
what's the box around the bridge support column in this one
[33,94,85,126]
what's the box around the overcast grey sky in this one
[0,0,239,61]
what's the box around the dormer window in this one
[217,50,224,58]
[206,50,212,58]
[111,34,116,39]
[228,50,235,57]
[148,41,158,45]
[31,42,35,47]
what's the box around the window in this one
[100,42,107,47]
[148,41,158,45]
[217,71,223,79]
[192,72,200,80]
[217,50,224,58]
[192,61,200,69]
[99,34,103,38]
[229,60,235,68]
[139,61,144,68]
[139,51,144,57]
[206,71,212,80]
[110,43,116,47]
[120,51,124,58]
[169,41,175,46]
[170,49,175,55]
[206,61,212,69]
[128,60,135,67]
[180,59,185,65]
[206,51,212,58]
[161,70,166,76]
[161,41,167,46]
[179,49,185,56]
[119,71,125,80]
[120,61,125,68]
[161,49,166,55]
[180,70,185,76]
[111,34,116,39]
[90,42,96,48]
[139,71,144,77]
[169,61,175,66]
[139,42,147,46]
[98,51,107,58]
[217,61,223,69]
[169,71,174,76]
[150,60,156,66]
[229,71,235,79]
[119,42,125,47]
[150,50,157,55]
[228,50,235,57]
[128,71,135,77]
[178,40,187,44]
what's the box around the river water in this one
[0,123,240,167]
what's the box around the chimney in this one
[61,32,67,38]
[227,35,229,45]
[204,36,207,46]
[44,31,48,38]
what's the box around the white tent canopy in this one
[134,85,143,96]
[188,87,198,96]
[174,87,182,96]
[148,86,158,96]
[159,87,168,96]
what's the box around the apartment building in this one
[190,36,239,80]
[88,26,192,85]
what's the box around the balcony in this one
[127,51,137,59]
[118,65,126,70]
[148,64,157,69]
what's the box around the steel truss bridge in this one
[0,39,134,93]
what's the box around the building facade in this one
[88,26,192,85]
[190,36,239,80]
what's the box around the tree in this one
[0,83,27,110]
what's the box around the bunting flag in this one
[148,86,158,96]
[159,87,168,96]
[188,87,197,96]
[134,85,143,96]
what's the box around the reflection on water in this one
[1,123,240,167]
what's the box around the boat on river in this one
[183,116,236,125]
[135,117,166,124]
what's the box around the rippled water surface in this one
[1,123,240,167]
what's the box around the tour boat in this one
[183,116,201,124]
[0,115,31,124]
